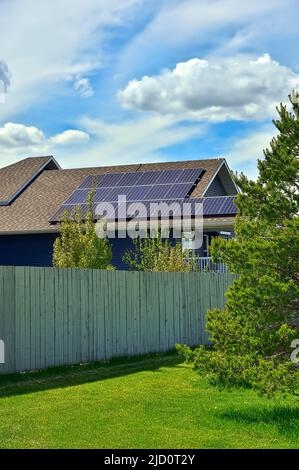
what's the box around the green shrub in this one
[123,232,198,272]
[53,191,113,270]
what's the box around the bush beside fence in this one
[0,266,236,374]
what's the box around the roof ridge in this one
[62,157,225,172]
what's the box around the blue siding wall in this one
[111,235,135,270]
[0,233,137,269]
[0,231,219,269]
[0,233,57,267]
[205,175,226,196]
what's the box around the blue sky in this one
[0,0,299,178]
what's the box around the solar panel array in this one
[94,196,237,220]
[50,168,204,222]
[50,195,237,223]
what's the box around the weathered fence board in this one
[0,266,236,374]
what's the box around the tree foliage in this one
[53,191,113,270]
[123,232,198,272]
[178,92,299,396]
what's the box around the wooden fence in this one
[0,266,236,375]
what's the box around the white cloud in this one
[0,122,91,168]
[139,0,281,46]
[0,114,201,169]
[50,129,90,145]
[73,77,94,98]
[116,0,289,77]
[0,122,45,148]
[0,0,141,120]
[225,126,275,179]
[56,114,205,167]
[119,54,299,121]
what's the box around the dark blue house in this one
[0,156,238,270]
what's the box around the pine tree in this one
[178,92,299,396]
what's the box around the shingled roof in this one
[0,156,58,205]
[0,156,226,233]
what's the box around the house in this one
[0,156,238,270]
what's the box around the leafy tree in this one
[123,232,198,272]
[178,92,299,396]
[53,191,113,269]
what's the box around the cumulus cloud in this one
[50,129,90,145]
[0,122,45,148]
[0,123,91,168]
[118,54,299,121]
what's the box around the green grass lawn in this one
[0,353,298,449]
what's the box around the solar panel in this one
[78,174,109,189]
[126,185,152,201]
[117,172,144,186]
[94,187,114,202]
[101,186,133,202]
[49,205,68,222]
[94,174,109,187]
[98,173,125,187]
[179,168,204,183]
[152,168,204,184]
[135,171,161,186]
[155,170,183,184]
[201,196,237,216]
[78,175,94,189]
[166,183,194,199]
[144,184,174,200]
[50,203,89,222]
[204,197,219,214]
[66,189,89,205]
[147,200,183,218]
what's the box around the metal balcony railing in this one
[195,256,228,273]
